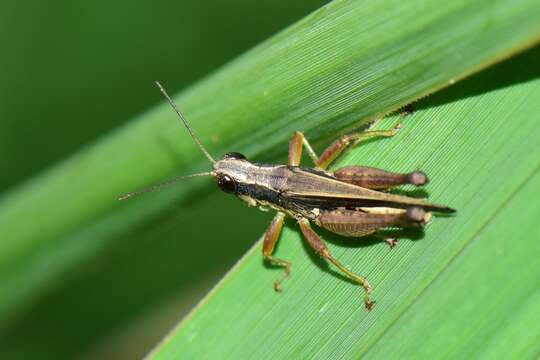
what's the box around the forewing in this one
[284,167,454,213]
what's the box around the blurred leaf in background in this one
[0,0,329,194]
[0,0,329,358]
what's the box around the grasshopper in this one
[120,82,455,310]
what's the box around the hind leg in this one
[288,121,401,170]
[316,207,431,249]
[332,166,428,190]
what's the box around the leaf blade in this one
[149,48,540,358]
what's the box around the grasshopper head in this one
[213,152,250,194]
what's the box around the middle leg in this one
[297,218,375,310]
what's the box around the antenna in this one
[155,81,216,164]
[118,172,214,200]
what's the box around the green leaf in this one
[0,0,539,357]
[149,50,540,358]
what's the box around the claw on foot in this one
[273,265,291,292]
[399,104,414,117]
[363,282,375,310]
[284,264,291,277]
[386,238,398,248]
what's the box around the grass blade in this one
[149,47,540,359]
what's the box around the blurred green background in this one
[3,0,540,358]
[0,1,329,358]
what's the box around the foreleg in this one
[262,212,290,291]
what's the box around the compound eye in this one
[223,152,246,160]
[216,174,237,193]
